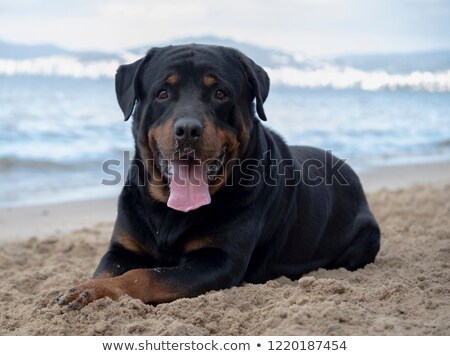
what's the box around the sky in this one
[0,0,449,56]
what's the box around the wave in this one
[0,56,120,79]
[265,66,450,92]
[1,56,450,92]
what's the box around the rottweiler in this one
[56,44,380,309]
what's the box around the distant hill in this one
[130,36,303,68]
[0,40,122,61]
[1,36,449,72]
[0,36,308,68]
[0,40,70,59]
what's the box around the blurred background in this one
[0,0,449,206]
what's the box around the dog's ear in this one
[235,51,270,121]
[115,51,154,121]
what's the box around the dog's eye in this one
[157,90,169,100]
[214,90,227,101]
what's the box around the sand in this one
[0,163,449,335]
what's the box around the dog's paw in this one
[54,279,122,310]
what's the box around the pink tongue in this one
[167,161,211,212]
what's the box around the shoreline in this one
[0,160,449,241]
[358,160,450,193]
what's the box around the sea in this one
[0,46,449,207]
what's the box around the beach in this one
[0,161,449,335]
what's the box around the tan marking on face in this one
[147,119,175,159]
[147,166,169,203]
[145,119,175,203]
[201,119,241,194]
[199,119,219,155]
[203,75,216,87]
[148,183,169,203]
[166,74,178,85]
[217,127,240,158]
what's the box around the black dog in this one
[56,44,380,309]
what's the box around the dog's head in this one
[115,44,270,212]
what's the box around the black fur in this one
[94,44,380,301]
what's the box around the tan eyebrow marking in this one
[166,74,178,85]
[203,75,216,87]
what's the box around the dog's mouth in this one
[157,147,227,212]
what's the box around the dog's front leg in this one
[55,249,240,309]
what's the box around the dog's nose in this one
[173,117,203,143]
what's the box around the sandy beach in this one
[0,161,449,335]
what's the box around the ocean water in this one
[0,73,449,207]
